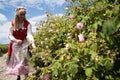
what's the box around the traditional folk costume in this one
[6,20,34,75]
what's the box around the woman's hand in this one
[32,43,36,49]
[16,39,22,44]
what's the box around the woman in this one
[6,7,36,80]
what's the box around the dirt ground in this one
[0,54,35,80]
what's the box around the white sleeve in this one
[8,27,16,41]
[26,24,35,43]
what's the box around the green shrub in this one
[0,44,8,56]
[29,0,120,80]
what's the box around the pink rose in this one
[76,22,83,30]
[45,74,50,80]
[68,15,74,19]
[78,34,84,42]
[65,44,70,50]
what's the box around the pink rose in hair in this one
[78,34,84,42]
[76,22,83,30]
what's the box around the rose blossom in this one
[65,44,70,50]
[78,34,84,42]
[67,33,71,39]
[40,41,43,44]
[68,15,74,19]
[45,74,50,80]
[65,7,68,10]
[48,28,53,32]
[76,22,83,30]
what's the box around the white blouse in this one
[8,23,35,44]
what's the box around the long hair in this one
[14,7,26,31]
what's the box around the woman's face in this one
[18,9,26,21]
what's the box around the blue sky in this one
[0,0,67,44]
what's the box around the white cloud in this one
[29,14,47,23]
[28,14,47,33]
[0,13,7,23]
[0,13,9,44]
[0,2,5,9]
[9,0,20,3]
[0,0,65,10]
[45,0,65,6]
[54,0,65,6]
[0,13,7,21]
[55,13,64,17]
[0,22,10,44]
[26,0,43,4]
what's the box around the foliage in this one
[0,44,8,56]
[28,0,120,80]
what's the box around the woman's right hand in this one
[32,43,36,49]
[16,39,22,44]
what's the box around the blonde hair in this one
[14,7,26,30]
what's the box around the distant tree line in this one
[0,44,8,56]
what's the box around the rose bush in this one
[28,0,120,80]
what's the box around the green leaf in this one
[85,68,93,77]
[52,69,58,77]
[104,59,113,70]
[53,61,62,69]
[93,21,102,29]
[67,75,72,80]
[66,62,78,75]
[100,32,105,38]
[90,51,97,59]
[102,18,118,35]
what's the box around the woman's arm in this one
[8,27,22,44]
[26,24,36,48]
[8,27,17,42]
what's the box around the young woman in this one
[6,7,36,80]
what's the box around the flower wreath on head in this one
[16,6,26,12]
